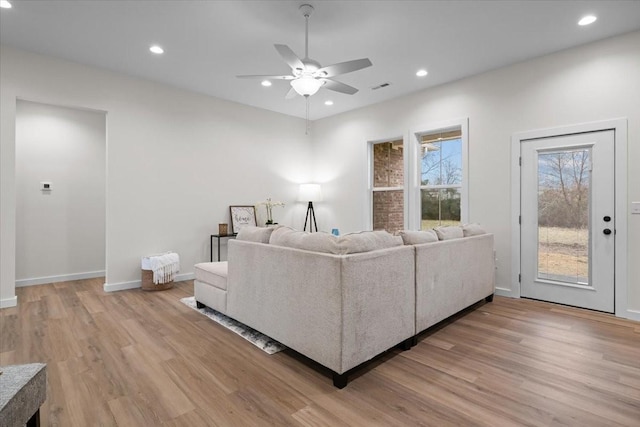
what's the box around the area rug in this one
[180,296,285,354]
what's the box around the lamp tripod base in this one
[303,201,318,232]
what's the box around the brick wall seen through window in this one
[372,140,404,233]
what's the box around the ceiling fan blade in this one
[322,79,359,95]
[274,44,305,72]
[317,58,372,78]
[236,74,294,80]
[285,87,298,99]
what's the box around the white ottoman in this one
[194,261,228,314]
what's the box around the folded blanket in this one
[143,252,180,284]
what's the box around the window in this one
[419,129,463,229]
[368,118,468,233]
[371,140,404,233]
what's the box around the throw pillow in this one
[434,226,464,240]
[396,229,439,245]
[462,223,487,237]
[270,227,402,254]
[269,226,338,254]
[337,230,403,254]
[236,226,275,244]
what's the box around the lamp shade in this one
[291,76,323,96]
[298,183,323,202]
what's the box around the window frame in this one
[366,118,468,232]
[409,118,469,230]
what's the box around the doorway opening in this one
[15,100,107,287]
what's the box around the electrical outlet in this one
[40,181,52,191]
[632,202,640,214]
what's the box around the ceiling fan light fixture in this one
[291,76,323,96]
[578,15,597,26]
[149,45,164,54]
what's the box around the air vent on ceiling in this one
[371,82,391,90]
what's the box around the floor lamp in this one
[298,183,322,232]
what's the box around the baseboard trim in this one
[103,272,194,293]
[16,270,105,287]
[176,272,195,282]
[624,309,640,322]
[495,287,515,298]
[0,296,18,309]
[103,280,140,292]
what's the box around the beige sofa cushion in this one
[270,226,339,253]
[462,223,487,237]
[269,226,402,255]
[337,231,403,254]
[434,226,464,240]
[194,261,228,290]
[397,229,439,245]
[236,226,275,243]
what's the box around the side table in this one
[210,233,237,262]
[0,363,47,427]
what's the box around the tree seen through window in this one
[420,130,462,229]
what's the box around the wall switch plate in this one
[632,202,640,214]
[40,181,52,191]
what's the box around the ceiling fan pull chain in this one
[305,96,310,135]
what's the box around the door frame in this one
[510,118,629,319]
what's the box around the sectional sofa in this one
[194,225,494,388]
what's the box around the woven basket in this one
[141,269,173,291]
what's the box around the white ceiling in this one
[1,1,639,120]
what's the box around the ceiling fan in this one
[237,4,372,99]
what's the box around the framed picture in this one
[229,205,257,233]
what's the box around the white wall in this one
[16,100,106,285]
[2,32,638,315]
[1,45,311,305]
[311,31,640,318]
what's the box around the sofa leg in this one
[411,336,418,347]
[399,337,413,351]
[333,372,348,389]
[485,293,494,303]
[196,300,205,309]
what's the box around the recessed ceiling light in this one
[416,69,428,77]
[149,45,164,54]
[324,100,334,106]
[261,80,272,87]
[578,15,597,26]
[0,1,12,9]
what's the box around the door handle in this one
[603,228,612,235]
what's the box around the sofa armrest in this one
[339,245,415,372]
[415,233,495,332]
[227,240,344,371]
[227,240,415,374]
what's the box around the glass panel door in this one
[537,149,591,285]
[520,130,614,313]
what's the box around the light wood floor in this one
[1,279,639,426]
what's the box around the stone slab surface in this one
[0,363,47,427]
